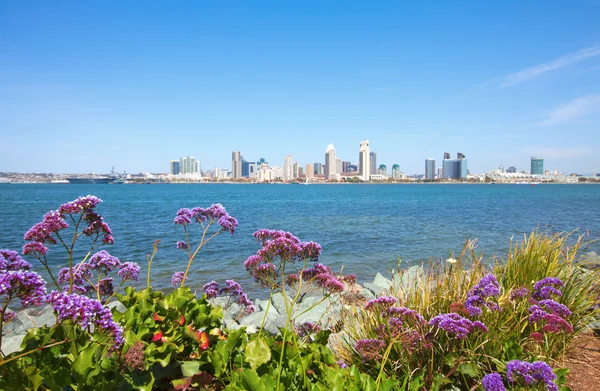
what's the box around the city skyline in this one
[1,2,599,175]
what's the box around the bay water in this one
[1,183,599,299]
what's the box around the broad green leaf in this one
[180,361,201,377]
[244,338,272,370]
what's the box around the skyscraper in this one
[442,152,454,179]
[379,164,387,176]
[457,152,468,179]
[442,152,468,179]
[232,151,242,179]
[179,157,199,175]
[370,152,377,175]
[425,159,435,180]
[359,140,370,181]
[325,144,337,180]
[305,163,314,179]
[170,160,180,175]
[284,155,293,181]
[531,157,544,175]
[342,161,351,173]
[314,163,322,175]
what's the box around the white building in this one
[359,140,370,181]
[325,144,337,180]
[283,155,293,181]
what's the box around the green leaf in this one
[314,330,332,346]
[244,338,272,370]
[180,361,201,377]
[457,362,480,378]
[24,365,44,391]
[172,377,192,391]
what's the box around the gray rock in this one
[222,310,236,329]
[295,296,342,328]
[577,252,600,270]
[107,301,126,313]
[253,298,275,313]
[209,296,232,308]
[31,305,56,328]
[238,310,286,335]
[1,333,25,356]
[363,282,387,296]
[356,287,375,301]
[373,273,392,290]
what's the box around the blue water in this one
[1,183,599,298]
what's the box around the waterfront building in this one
[284,155,293,181]
[170,160,180,175]
[507,166,517,173]
[232,151,242,179]
[293,162,299,179]
[457,153,468,179]
[336,158,342,176]
[325,144,337,180]
[531,157,544,175]
[179,156,199,175]
[342,161,351,173]
[442,152,468,179]
[379,164,387,177]
[370,152,377,175]
[273,166,284,180]
[305,163,314,179]
[347,164,358,173]
[248,162,257,179]
[359,140,370,181]
[437,167,443,179]
[392,164,402,180]
[298,167,304,177]
[425,159,435,180]
[314,162,323,175]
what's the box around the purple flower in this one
[118,262,140,281]
[57,196,102,215]
[171,272,186,287]
[24,211,69,245]
[203,281,220,298]
[296,322,321,337]
[299,241,322,262]
[206,204,227,220]
[218,215,238,234]
[0,270,47,306]
[429,313,489,339]
[365,296,397,311]
[533,278,564,301]
[506,360,557,391]
[174,209,192,225]
[482,373,507,391]
[219,280,255,313]
[336,360,348,368]
[58,264,93,286]
[0,250,32,271]
[3,309,16,323]
[176,241,188,250]
[89,250,121,274]
[97,278,114,296]
[465,274,501,316]
[354,339,387,361]
[510,287,530,301]
[22,242,49,258]
[46,291,123,350]
[384,307,426,324]
[81,211,113,244]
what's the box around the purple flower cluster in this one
[354,338,387,361]
[117,262,140,281]
[385,306,426,324]
[482,373,507,391]
[23,196,114,258]
[528,299,573,334]
[46,291,123,350]
[0,250,32,271]
[510,287,531,301]
[365,296,397,311]
[176,241,188,250]
[465,274,501,316]
[171,272,187,287]
[244,230,324,287]
[174,204,238,234]
[58,264,93,286]
[429,313,489,339]
[506,360,557,391]
[0,270,47,306]
[3,309,16,323]
[533,277,564,301]
[203,281,220,298]
[296,322,321,337]
[89,250,121,274]
[219,280,255,313]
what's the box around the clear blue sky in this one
[1,1,599,175]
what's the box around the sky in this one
[1,1,600,175]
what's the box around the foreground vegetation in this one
[0,196,598,390]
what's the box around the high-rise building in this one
[379,164,387,176]
[231,151,242,179]
[248,162,257,179]
[442,152,468,179]
[442,152,455,179]
[342,161,351,173]
[293,162,299,179]
[425,159,435,180]
[370,152,377,175]
[179,156,199,175]
[457,152,468,179]
[314,163,322,175]
[170,160,180,175]
[392,164,401,180]
[336,158,342,175]
[325,144,337,180]
[531,157,544,175]
[284,155,293,181]
[305,163,314,179]
[298,167,304,177]
[359,140,370,181]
